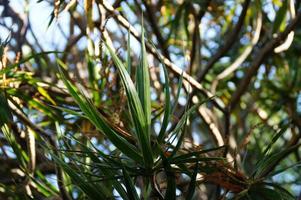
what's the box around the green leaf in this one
[263,182,295,200]
[52,154,111,200]
[127,29,132,75]
[254,143,301,178]
[75,138,130,200]
[267,161,301,177]
[0,91,12,126]
[185,162,199,200]
[1,124,28,169]
[148,41,171,143]
[48,11,55,28]
[249,184,292,200]
[171,73,183,116]
[170,146,225,164]
[122,167,140,200]
[58,65,143,164]
[33,170,59,196]
[261,123,290,156]
[104,41,153,168]
[136,21,152,134]
[160,152,176,200]
[168,98,216,158]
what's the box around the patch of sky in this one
[154,121,161,135]
[220,57,230,64]
[201,47,211,58]
[134,23,142,35]
[178,95,187,106]
[92,3,100,21]
[227,81,236,90]
[206,40,218,50]
[0,20,12,42]
[72,190,79,199]
[9,38,16,47]
[150,87,157,100]
[106,140,117,152]
[3,145,16,159]
[257,65,266,80]
[176,188,182,196]
[240,35,250,45]
[236,70,244,78]
[113,189,122,200]
[272,172,295,183]
[28,0,69,51]
[291,184,301,196]
[262,0,276,21]
[268,66,276,80]
[297,92,301,115]
[170,52,186,69]
[283,128,291,141]
[2,15,12,26]
[6,0,25,14]
[233,4,242,24]
[6,51,16,60]
[120,0,137,25]
[63,157,70,163]
[254,80,260,89]
[91,137,111,154]
[206,27,218,39]
[178,88,187,106]
[45,174,59,190]
[169,133,179,147]
[162,27,169,35]
[192,131,202,145]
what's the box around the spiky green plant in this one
[51,28,224,199]
[0,20,300,200]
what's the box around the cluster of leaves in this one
[1,0,301,199]
[0,29,299,199]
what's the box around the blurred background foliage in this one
[0,0,301,199]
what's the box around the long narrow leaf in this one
[58,66,143,164]
[136,22,152,134]
[170,146,225,164]
[122,167,140,200]
[127,29,132,75]
[262,123,290,156]
[104,41,153,168]
[52,154,110,200]
[160,152,176,200]
[186,162,199,200]
[254,143,301,178]
[148,41,171,143]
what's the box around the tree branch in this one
[188,0,211,74]
[141,0,170,60]
[196,0,251,83]
[229,10,301,111]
